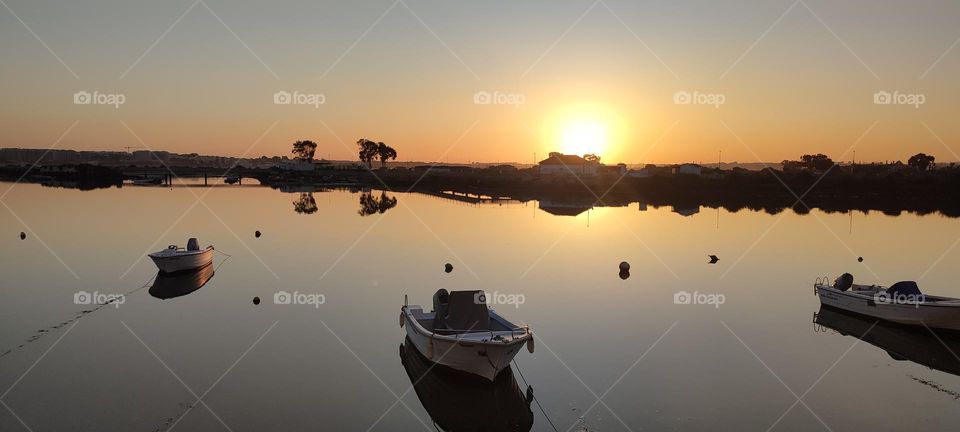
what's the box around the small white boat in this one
[148,238,214,274]
[815,273,960,331]
[400,289,534,381]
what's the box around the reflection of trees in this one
[293,193,318,214]
[358,191,398,216]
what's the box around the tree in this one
[907,153,935,171]
[356,139,379,168]
[583,153,601,163]
[800,154,834,171]
[291,140,317,162]
[376,142,398,168]
[548,152,562,159]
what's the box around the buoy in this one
[444,263,453,273]
[619,270,630,280]
[20,232,26,240]
[252,296,260,305]
[526,335,535,353]
[255,230,262,238]
[619,261,630,272]
[858,256,863,262]
[399,312,405,327]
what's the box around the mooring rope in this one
[512,359,560,432]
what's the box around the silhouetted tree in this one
[356,139,379,168]
[908,153,935,171]
[291,140,317,162]
[548,152,562,159]
[583,154,601,163]
[376,142,398,168]
[358,191,398,216]
[800,154,834,171]
[293,193,318,214]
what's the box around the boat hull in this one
[402,308,529,381]
[149,248,214,274]
[817,285,960,331]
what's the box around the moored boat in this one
[148,238,214,274]
[815,273,960,331]
[400,289,534,381]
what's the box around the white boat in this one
[400,289,534,381]
[148,238,214,274]
[814,273,960,331]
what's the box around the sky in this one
[1,0,958,164]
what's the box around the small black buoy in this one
[252,296,261,305]
[444,263,453,273]
[619,270,630,280]
[255,230,262,238]
[858,256,863,262]
[20,231,26,240]
[709,255,719,264]
[619,261,630,272]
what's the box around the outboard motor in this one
[432,289,450,329]
[834,273,854,291]
[187,238,200,251]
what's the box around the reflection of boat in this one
[399,337,533,432]
[400,290,534,381]
[815,305,960,376]
[815,274,960,330]
[149,262,215,299]
[148,238,214,273]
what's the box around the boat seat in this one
[434,290,490,334]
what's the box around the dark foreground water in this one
[2,181,960,431]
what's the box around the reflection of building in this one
[538,198,593,216]
[672,205,700,216]
[538,154,598,177]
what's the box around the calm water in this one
[2,182,960,431]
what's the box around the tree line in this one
[289,139,398,168]
[782,152,938,171]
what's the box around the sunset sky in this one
[1,0,958,164]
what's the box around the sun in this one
[560,120,608,157]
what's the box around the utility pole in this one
[718,150,722,169]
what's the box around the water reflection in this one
[292,192,318,214]
[399,337,533,432]
[148,263,215,300]
[358,191,398,216]
[815,306,960,376]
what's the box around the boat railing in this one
[814,275,831,295]
[441,325,531,342]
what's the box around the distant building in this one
[538,154,598,177]
[674,163,702,176]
